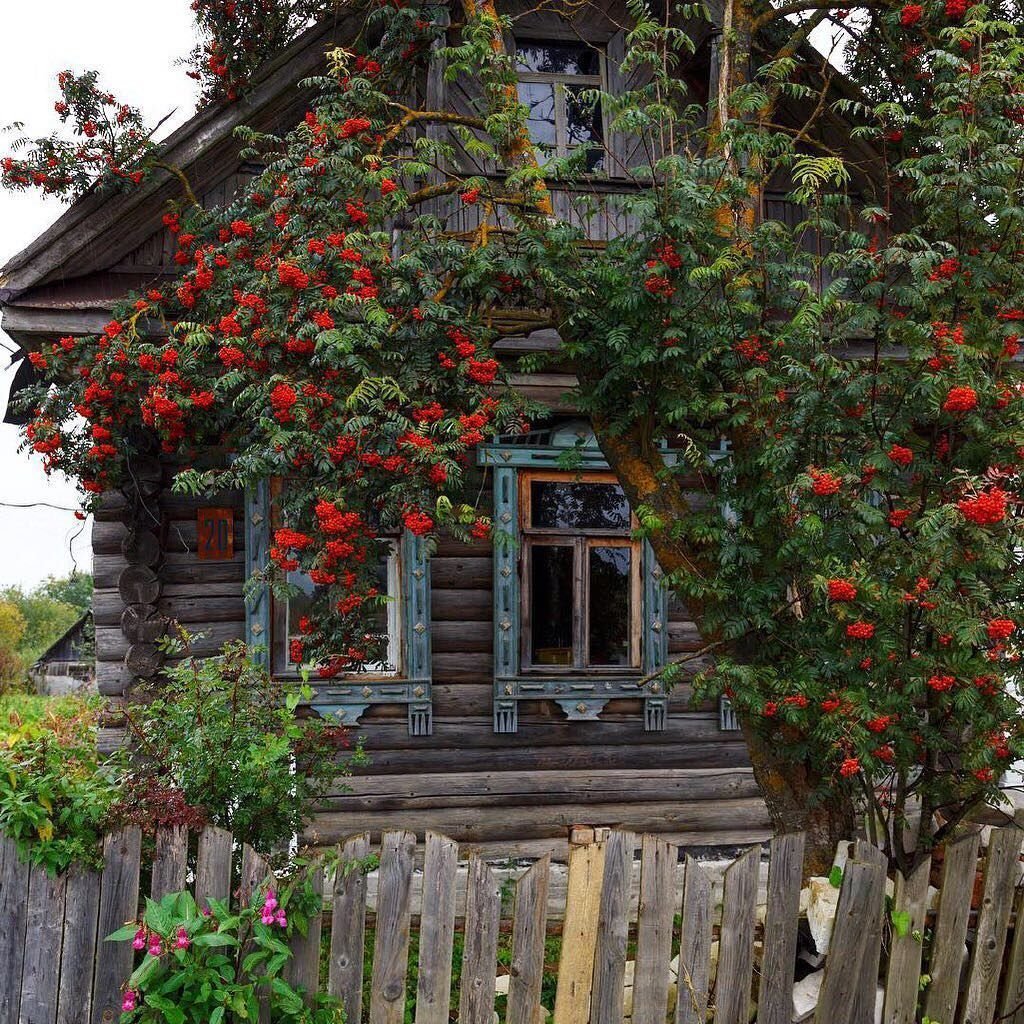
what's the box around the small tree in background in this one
[6,0,1024,871]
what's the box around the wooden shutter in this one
[605,29,658,177]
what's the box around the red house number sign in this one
[197,508,235,561]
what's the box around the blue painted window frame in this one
[245,482,433,736]
[479,445,669,733]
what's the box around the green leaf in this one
[891,909,911,938]
[828,866,843,889]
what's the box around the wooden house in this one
[29,612,95,696]
[0,2,880,856]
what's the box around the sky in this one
[0,3,200,589]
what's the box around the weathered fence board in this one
[814,859,887,1024]
[151,824,187,901]
[758,832,805,1024]
[329,832,371,1023]
[56,866,101,1024]
[459,853,501,1024]
[881,858,930,1024]
[370,830,416,1024]
[852,841,888,1024]
[285,861,324,1003]
[633,836,676,1024]
[507,854,551,1024]
[194,825,232,908]
[0,836,30,1023]
[923,831,982,1024]
[20,863,67,1024]
[590,830,635,1024]
[715,845,760,1024]
[1000,883,1024,1024]
[91,827,142,1024]
[676,856,712,1024]
[960,826,1022,1024]
[415,832,459,1024]
[554,837,606,1024]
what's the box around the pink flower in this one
[175,927,190,950]
[122,990,138,1012]
[147,936,163,957]
[132,927,147,951]
[275,911,288,928]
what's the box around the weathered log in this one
[121,529,162,566]
[120,604,167,643]
[117,564,160,605]
[124,643,165,678]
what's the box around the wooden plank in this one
[458,854,501,1024]
[415,833,459,1024]
[56,866,101,1024]
[852,841,888,1024]
[960,827,1022,1024]
[758,833,805,1024]
[330,833,372,1023]
[999,882,1024,1024]
[0,836,31,1023]
[285,862,324,1003]
[633,836,676,1024]
[714,846,760,1024]
[195,826,233,908]
[239,845,270,908]
[882,859,930,1024]
[676,856,713,1024]
[590,830,635,1024]
[507,856,551,1024]
[923,832,981,1024]
[814,860,887,1024]
[369,830,416,1024]
[19,864,67,1024]
[554,840,607,1024]
[91,827,142,1024]
[151,824,188,900]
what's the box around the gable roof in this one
[32,611,92,667]
[0,15,357,302]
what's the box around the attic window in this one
[515,40,605,172]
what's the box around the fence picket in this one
[459,853,501,1024]
[285,861,324,1003]
[590,830,635,1024]
[194,826,233,908]
[676,856,712,1024]
[633,836,676,1024]
[715,846,760,1024]
[415,832,459,1024]
[0,835,30,1023]
[56,865,101,1024]
[554,837,606,1024]
[881,859,930,1024]
[923,831,982,1024]
[150,825,187,901]
[90,827,141,1024]
[758,833,805,1024]
[507,855,551,1024]
[19,863,67,1024]
[329,833,371,1023]
[959,826,1023,1024]
[999,880,1024,1024]
[238,845,272,1024]
[814,859,887,1024]
[852,841,888,1024]
[370,830,416,1024]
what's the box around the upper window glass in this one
[529,480,631,531]
[515,40,605,172]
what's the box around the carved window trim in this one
[244,480,433,736]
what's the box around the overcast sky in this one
[0,3,200,589]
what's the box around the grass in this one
[0,691,100,737]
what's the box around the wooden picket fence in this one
[3,823,1024,1024]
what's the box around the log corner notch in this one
[113,453,169,695]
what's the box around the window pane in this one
[588,546,632,666]
[517,82,557,151]
[516,43,600,76]
[530,545,575,666]
[565,85,605,172]
[530,481,630,531]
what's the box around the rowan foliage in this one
[8,0,1024,862]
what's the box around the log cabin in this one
[0,1,883,857]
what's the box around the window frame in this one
[513,38,608,167]
[244,478,433,735]
[519,470,643,673]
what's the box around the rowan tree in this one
[7,0,1024,871]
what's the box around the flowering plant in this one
[107,876,338,1023]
